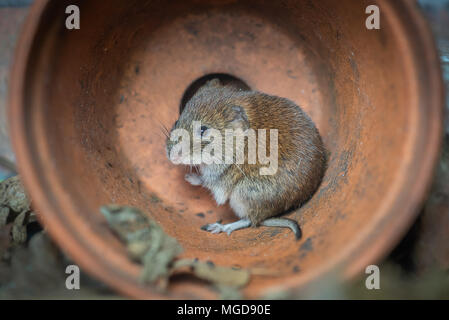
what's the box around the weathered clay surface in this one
[8,0,444,298]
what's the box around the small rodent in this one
[166,79,326,239]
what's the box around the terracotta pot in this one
[9,0,444,298]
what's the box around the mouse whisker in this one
[157,124,170,139]
[154,118,171,139]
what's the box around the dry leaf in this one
[0,176,30,214]
[101,205,251,294]
[100,205,182,284]
[12,211,27,245]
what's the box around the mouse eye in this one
[200,125,208,136]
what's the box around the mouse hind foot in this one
[261,218,302,240]
[201,219,251,235]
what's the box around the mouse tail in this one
[261,218,302,240]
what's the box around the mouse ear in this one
[193,78,222,97]
[228,105,249,130]
[204,78,222,88]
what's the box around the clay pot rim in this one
[8,0,444,299]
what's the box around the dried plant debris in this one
[0,176,37,246]
[11,211,27,244]
[100,205,183,286]
[0,176,41,258]
[101,205,251,294]
[0,176,30,214]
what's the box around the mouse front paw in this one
[185,173,202,186]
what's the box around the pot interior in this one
[21,0,427,297]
